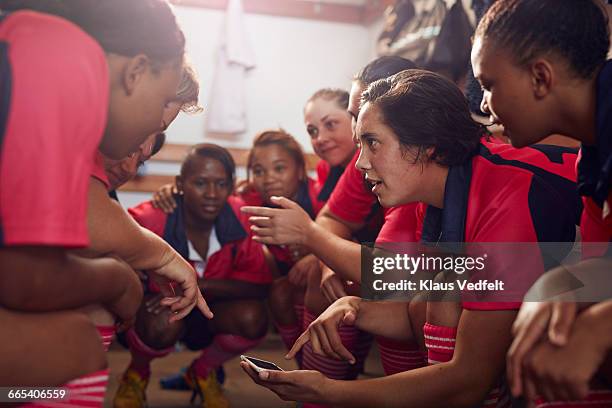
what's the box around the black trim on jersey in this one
[421,159,472,244]
[0,35,12,246]
[108,190,119,202]
[527,175,576,269]
[529,144,577,165]
[163,195,246,260]
[578,59,612,207]
[317,165,344,202]
[295,180,315,219]
[479,144,583,225]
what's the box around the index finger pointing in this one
[241,206,278,217]
[286,331,310,359]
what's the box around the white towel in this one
[206,0,256,135]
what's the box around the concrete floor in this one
[104,333,384,408]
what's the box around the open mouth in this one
[365,175,383,193]
[201,204,220,213]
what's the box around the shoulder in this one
[128,201,167,236]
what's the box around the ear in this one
[175,175,184,193]
[121,54,150,96]
[529,59,554,99]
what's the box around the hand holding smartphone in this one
[240,355,284,373]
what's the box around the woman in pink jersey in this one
[241,69,578,407]
[472,0,612,405]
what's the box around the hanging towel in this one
[205,0,256,135]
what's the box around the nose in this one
[355,147,371,172]
[203,183,219,199]
[480,94,490,115]
[263,171,277,185]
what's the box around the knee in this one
[268,278,294,312]
[136,309,183,350]
[236,302,268,339]
[70,313,108,374]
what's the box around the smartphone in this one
[240,355,284,373]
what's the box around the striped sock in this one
[376,336,426,375]
[126,327,173,379]
[424,323,510,408]
[276,322,302,357]
[96,325,115,352]
[350,330,373,377]
[192,334,263,378]
[301,309,359,380]
[294,303,305,332]
[21,369,109,408]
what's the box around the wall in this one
[166,5,373,152]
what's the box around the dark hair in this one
[247,129,306,181]
[0,0,185,64]
[354,56,418,86]
[305,88,349,110]
[181,143,235,186]
[476,0,609,79]
[151,132,166,156]
[361,69,484,166]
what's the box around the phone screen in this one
[243,356,283,371]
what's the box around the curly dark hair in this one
[475,0,609,79]
[361,69,484,167]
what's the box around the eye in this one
[252,167,264,177]
[217,180,228,188]
[325,120,337,131]
[307,126,319,138]
[274,165,286,173]
[364,136,379,150]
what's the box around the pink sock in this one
[276,322,302,352]
[424,323,510,408]
[192,334,263,378]
[294,302,305,332]
[22,369,109,408]
[302,309,359,381]
[126,328,173,379]
[350,330,373,377]
[96,325,116,352]
[376,336,426,375]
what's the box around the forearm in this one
[199,279,269,301]
[86,178,181,272]
[355,300,413,341]
[0,247,130,312]
[304,221,363,282]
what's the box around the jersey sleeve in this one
[326,150,378,224]
[230,235,273,284]
[0,11,109,247]
[128,201,167,238]
[376,203,420,244]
